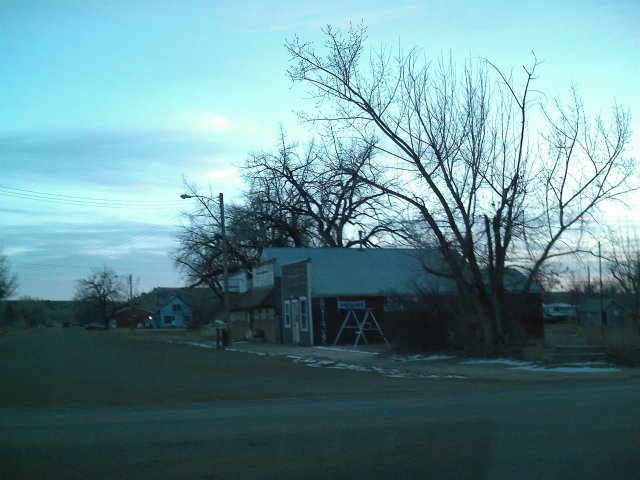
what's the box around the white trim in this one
[292,299,300,343]
[306,260,314,345]
[299,296,308,331]
[284,300,291,328]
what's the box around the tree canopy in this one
[176,24,637,351]
[283,24,636,349]
[0,250,18,302]
[74,265,125,326]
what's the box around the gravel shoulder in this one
[130,328,640,383]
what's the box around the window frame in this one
[284,300,291,328]
[299,297,308,331]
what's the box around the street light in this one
[181,192,231,346]
[117,274,133,330]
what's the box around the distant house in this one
[577,298,631,327]
[228,247,543,346]
[110,306,154,329]
[154,295,193,328]
[137,287,218,327]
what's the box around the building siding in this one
[281,260,313,345]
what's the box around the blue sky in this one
[1,0,639,300]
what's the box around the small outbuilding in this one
[110,306,154,329]
[577,298,631,327]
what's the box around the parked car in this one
[85,322,106,330]
[543,303,577,323]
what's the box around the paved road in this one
[1,328,639,479]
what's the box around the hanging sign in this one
[337,299,367,310]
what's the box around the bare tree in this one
[172,182,292,299]
[607,227,640,328]
[175,130,402,298]
[245,128,397,248]
[14,297,48,328]
[74,265,125,327]
[286,24,637,350]
[0,249,18,302]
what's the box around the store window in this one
[299,297,308,330]
[284,300,291,328]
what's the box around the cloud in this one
[0,123,257,300]
[0,126,236,190]
[6,219,182,300]
[175,111,233,134]
[234,0,425,34]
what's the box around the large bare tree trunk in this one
[285,24,636,353]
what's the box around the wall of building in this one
[312,297,388,346]
[578,303,629,327]
[230,311,250,340]
[281,260,312,345]
[111,308,153,329]
[251,307,276,342]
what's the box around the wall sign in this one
[337,300,367,310]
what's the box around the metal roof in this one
[578,298,630,313]
[229,286,276,311]
[261,247,457,297]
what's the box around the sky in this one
[1,0,639,300]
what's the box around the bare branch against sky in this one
[1,0,638,299]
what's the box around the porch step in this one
[544,345,606,364]
[544,324,590,347]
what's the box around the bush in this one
[605,347,640,367]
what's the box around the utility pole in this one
[219,192,231,345]
[599,241,605,326]
[128,274,133,331]
[117,274,134,330]
[180,191,231,347]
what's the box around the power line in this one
[0,185,186,209]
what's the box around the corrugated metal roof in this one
[261,247,457,297]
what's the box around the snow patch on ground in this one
[314,346,380,355]
[286,355,466,379]
[166,340,621,376]
[167,340,214,349]
[460,357,620,372]
[512,364,620,373]
[393,354,457,362]
[227,347,268,356]
[459,358,533,367]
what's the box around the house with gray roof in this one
[138,287,218,327]
[270,247,455,346]
[229,247,543,347]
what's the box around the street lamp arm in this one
[180,193,222,228]
[180,190,232,346]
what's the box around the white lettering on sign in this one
[337,300,367,310]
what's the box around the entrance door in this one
[291,299,300,343]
